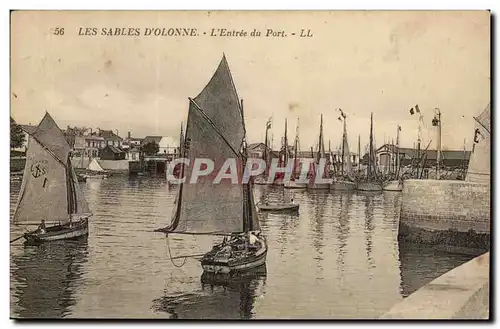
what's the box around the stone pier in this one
[381,252,489,319]
[398,179,490,254]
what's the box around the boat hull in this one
[307,183,331,190]
[356,182,383,192]
[284,181,307,189]
[201,237,268,274]
[383,180,403,191]
[257,203,299,212]
[331,180,356,191]
[23,218,89,244]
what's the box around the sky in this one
[10,11,490,152]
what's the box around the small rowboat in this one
[23,217,90,245]
[256,202,299,212]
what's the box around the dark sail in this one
[164,55,256,235]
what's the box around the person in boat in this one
[37,219,46,234]
[246,231,260,251]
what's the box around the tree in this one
[141,141,159,156]
[10,117,26,150]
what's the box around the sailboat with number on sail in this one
[155,55,267,274]
[13,112,92,244]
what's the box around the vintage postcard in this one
[9,10,490,320]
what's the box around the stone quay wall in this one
[399,179,490,253]
[381,252,490,319]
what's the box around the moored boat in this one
[256,202,299,212]
[12,113,93,244]
[332,180,356,191]
[357,181,383,192]
[155,55,267,274]
[284,180,307,189]
[383,180,403,191]
[308,114,332,190]
[356,113,381,192]
[331,109,356,192]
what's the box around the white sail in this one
[466,103,490,184]
[87,158,105,172]
[165,55,251,235]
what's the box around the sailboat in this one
[285,118,307,189]
[383,125,403,191]
[154,55,267,274]
[357,113,383,191]
[308,114,331,190]
[332,109,356,191]
[273,118,292,186]
[12,113,92,244]
[85,158,108,179]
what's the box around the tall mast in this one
[263,121,268,163]
[341,116,346,176]
[368,113,373,179]
[240,99,251,233]
[358,134,361,174]
[317,114,324,163]
[284,118,288,165]
[396,125,400,178]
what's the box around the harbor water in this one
[9,176,474,319]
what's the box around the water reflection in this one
[336,192,353,275]
[363,193,377,269]
[398,242,474,298]
[10,239,89,318]
[152,266,267,319]
[10,176,478,319]
[307,191,328,277]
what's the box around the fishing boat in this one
[308,114,331,190]
[284,118,307,190]
[273,118,292,187]
[154,55,267,275]
[332,109,356,191]
[12,113,92,244]
[357,113,382,192]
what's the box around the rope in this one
[165,234,188,268]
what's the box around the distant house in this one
[99,145,126,160]
[142,136,180,156]
[122,132,143,150]
[375,144,470,169]
[99,129,123,148]
[247,142,273,159]
[126,147,141,161]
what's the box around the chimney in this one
[128,131,131,139]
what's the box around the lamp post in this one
[432,108,442,179]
